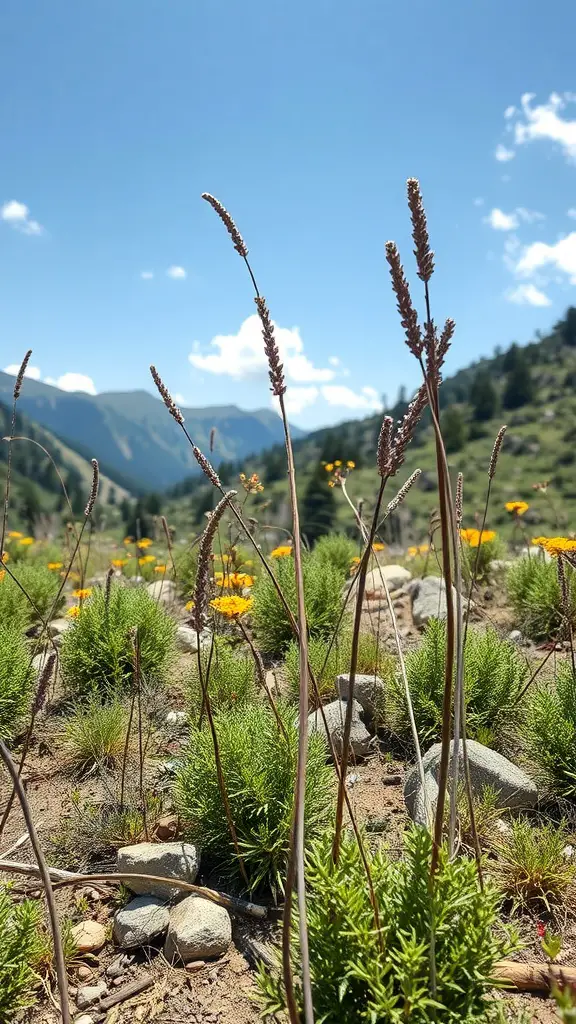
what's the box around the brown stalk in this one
[236,617,290,744]
[0,351,32,560]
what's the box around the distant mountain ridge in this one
[0,373,303,492]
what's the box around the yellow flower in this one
[7,531,23,539]
[138,555,156,565]
[350,556,361,564]
[1,551,9,563]
[154,564,167,574]
[271,545,293,558]
[372,542,385,552]
[19,537,34,546]
[0,570,5,583]
[534,536,576,556]
[346,461,355,469]
[210,595,253,619]
[460,528,496,547]
[185,600,195,611]
[137,537,153,549]
[419,544,430,554]
[505,501,529,516]
[67,605,80,618]
[324,463,334,473]
[334,460,342,467]
[47,562,63,571]
[407,546,418,557]
[111,558,128,568]
[72,588,92,600]
[328,480,335,488]
[221,554,231,564]
[123,536,134,545]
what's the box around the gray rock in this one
[117,841,200,899]
[308,699,372,759]
[508,629,523,644]
[113,895,170,948]
[106,954,133,978]
[165,710,188,728]
[175,625,211,654]
[404,739,538,827]
[75,1016,96,1024]
[410,576,460,627]
[76,982,107,1010]
[164,896,231,963]
[336,674,385,719]
[146,579,177,606]
[48,618,71,644]
[490,560,514,573]
[351,565,412,601]
[32,650,52,678]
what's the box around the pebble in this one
[74,1016,95,1024]
[76,981,107,1010]
[383,773,403,786]
[106,954,133,978]
[77,966,94,982]
[155,813,178,840]
[185,960,206,973]
[71,920,106,954]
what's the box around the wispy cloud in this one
[513,92,576,162]
[495,144,515,162]
[321,385,382,411]
[1,199,43,235]
[281,387,319,416]
[515,231,576,284]
[485,207,544,231]
[3,362,41,380]
[505,283,551,307]
[568,208,576,220]
[166,265,187,279]
[3,363,97,395]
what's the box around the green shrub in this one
[507,556,576,642]
[492,817,576,911]
[523,664,576,797]
[285,630,395,706]
[257,826,518,1023]
[174,544,198,599]
[175,701,334,895]
[252,551,347,655]
[0,887,45,1022]
[60,583,176,699]
[63,700,128,773]
[460,534,505,585]
[0,623,34,739]
[0,563,64,629]
[188,636,256,716]
[396,620,527,748]
[53,784,163,868]
[313,533,357,577]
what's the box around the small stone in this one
[336,673,385,719]
[563,844,574,861]
[76,981,107,1010]
[410,576,462,628]
[74,1016,95,1024]
[383,773,403,786]
[71,920,106,954]
[117,841,200,899]
[155,813,178,841]
[147,579,177,606]
[106,954,133,979]
[164,896,231,963]
[77,966,93,982]
[352,565,412,601]
[166,710,188,728]
[176,625,199,653]
[114,895,170,949]
[185,959,206,973]
[508,630,523,644]
[307,699,372,759]
[48,617,71,638]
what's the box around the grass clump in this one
[313,532,358,577]
[523,664,576,797]
[188,636,256,716]
[396,620,527,748]
[492,816,576,911]
[0,623,34,739]
[0,887,45,1023]
[0,563,64,629]
[252,550,346,655]
[53,783,163,868]
[284,629,394,706]
[175,701,334,895]
[60,582,176,699]
[507,556,576,642]
[257,826,518,1023]
[63,699,128,774]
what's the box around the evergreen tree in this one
[557,306,576,348]
[442,406,467,453]
[301,454,336,544]
[503,348,534,409]
[470,370,497,422]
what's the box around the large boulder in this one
[113,895,170,949]
[117,842,200,900]
[409,576,460,628]
[336,674,385,720]
[350,565,412,601]
[146,579,177,606]
[308,699,371,759]
[164,896,231,963]
[404,739,538,827]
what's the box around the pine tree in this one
[503,348,534,409]
[442,406,467,453]
[301,457,336,543]
[470,370,497,422]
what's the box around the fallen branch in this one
[493,959,576,993]
[99,974,154,1011]
[0,859,267,919]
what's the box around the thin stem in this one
[236,617,290,744]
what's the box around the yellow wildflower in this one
[123,536,134,545]
[505,501,529,516]
[1,551,9,563]
[210,595,253,619]
[372,542,385,552]
[7,531,23,539]
[460,528,496,547]
[419,544,430,554]
[137,537,153,549]
[534,536,576,556]
[324,463,334,473]
[271,545,293,558]
[350,556,361,564]
[185,599,195,611]
[47,562,63,571]
[0,570,5,583]
[407,546,418,557]
[334,460,342,467]
[19,537,34,546]
[346,460,355,469]
[138,555,156,565]
[154,564,167,574]
[72,588,92,600]
[67,605,80,618]
[111,558,128,568]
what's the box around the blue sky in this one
[2,0,576,429]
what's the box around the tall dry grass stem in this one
[0,351,31,560]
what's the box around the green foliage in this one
[63,699,128,773]
[0,623,34,740]
[285,629,395,706]
[395,620,527,747]
[174,543,198,599]
[460,534,505,585]
[523,663,576,797]
[60,582,176,699]
[0,562,64,628]
[301,461,337,543]
[53,784,163,867]
[449,784,502,853]
[252,550,347,655]
[257,826,518,1023]
[503,349,534,410]
[507,556,576,642]
[188,636,256,716]
[313,532,358,577]
[175,701,334,895]
[493,816,576,911]
[442,406,467,453]
[0,887,45,1023]
[470,370,498,423]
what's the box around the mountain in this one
[166,308,576,545]
[0,374,304,493]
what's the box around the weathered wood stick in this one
[493,959,576,993]
[99,975,154,1011]
[0,859,267,919]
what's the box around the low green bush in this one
[0,563,64,629]
[492,816,576,911]
[175,701,334,895]
[188,636,256,716]
[63,699,128,773]
[507,556,576,642]
[284,630,395,706]
[60,583,176,700]
[523,663,576,797]
[0,887,45,1023]
[0,623,34,739]
[252,550,347,655]
[395,620,527,748]
[313,533,358,577]
[257,826,518,1023]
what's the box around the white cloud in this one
[44,373,97,395]
[495,144,515,162]
[513,92,576,162]
[328,355,341,366]
[3,363,41,380]
[166,265,187,279]
[1,199,43,235]
[189,314,336,385]
[515,231,576,284]
[486,208,519,231]
[321,385,382,411]
[140,271,154,280]
[506,283,551,307]
[504,105,517,119]
[280,387,319,417]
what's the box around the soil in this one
[2,588,574,1024]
